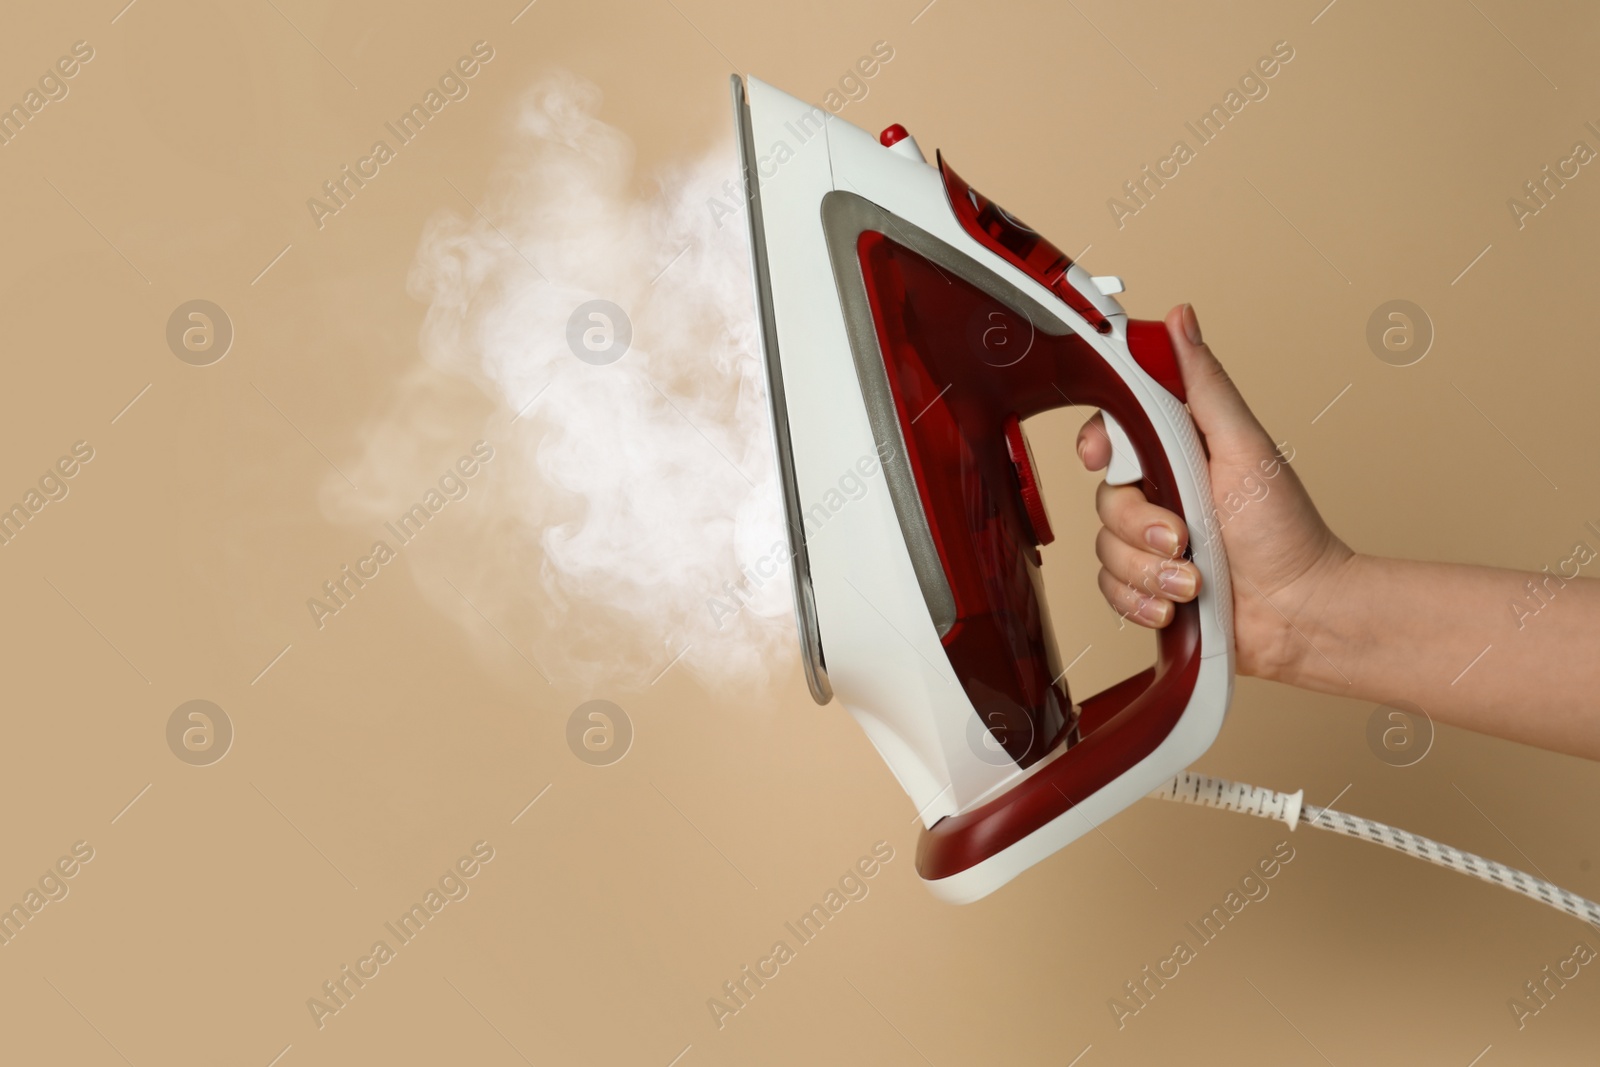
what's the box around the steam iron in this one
[732,76,1235,903]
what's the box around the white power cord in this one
[1151,771,1600,929]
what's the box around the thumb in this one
[1167,303,1270,452]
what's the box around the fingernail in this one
[1158,563,1195,598]
[1075,437,1087,464]
[1144,524,1180,555]
[1182,303,1203,346]
[1133,595,1169,625]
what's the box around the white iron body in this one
[735,76,1235,902]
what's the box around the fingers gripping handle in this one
[1098,321,1234,655]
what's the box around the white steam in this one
[330,70,796,692]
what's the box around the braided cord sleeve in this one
[1149,772,1305,830]
[1151,771,1600,929]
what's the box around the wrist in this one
[1245,538,1365,690]
[1276,546,1373,691]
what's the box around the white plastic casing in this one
[744,77,1234,902]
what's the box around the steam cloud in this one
[328,70,795,693]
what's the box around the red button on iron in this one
[1004,414,1054,546]
[879,123,910,147]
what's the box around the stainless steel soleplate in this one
[731,75,831,705]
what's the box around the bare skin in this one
[1078,303,1600,762]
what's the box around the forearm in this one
[1269,554,1600,760]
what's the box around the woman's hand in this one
[1076,303,1352,680]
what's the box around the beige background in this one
[2,0,1599,1064]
